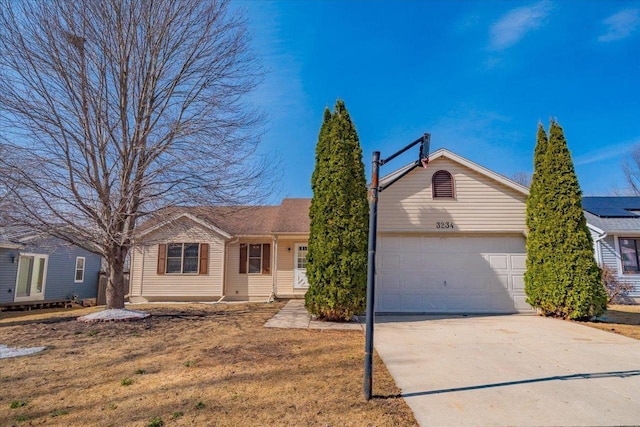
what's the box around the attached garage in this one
[376,235,529,313]
[376,149,532,314]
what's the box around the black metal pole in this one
[364,150,380,401]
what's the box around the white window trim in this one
[14,253,49,302]
[615,235,640,277]
[165,243,200,275]
[74,256,86,283]
[247,243,265,275]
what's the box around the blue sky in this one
[238,0,640,200]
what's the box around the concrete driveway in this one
[374,314,640,426]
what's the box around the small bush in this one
[195,401,206,409]
[121,378,134,386]
[602,265,635,304]
[50,409,68,417]
[147,417,164,427]
[15,415,30,422]
[134,369,146,375]
[87,330,97,337]
[10,401,27,409]
[172,411,184,419]
[183,360,196,367]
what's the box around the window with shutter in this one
[159,243,202,274]
[239,243,271,275]
[432,170,455,198]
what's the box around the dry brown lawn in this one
[0,302,416,426]
[582,304,640,340]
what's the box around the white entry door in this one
[293,243,309,288]
[15,254,48,302]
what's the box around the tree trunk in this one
[106,246,127,309]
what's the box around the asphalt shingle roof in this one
[582,197,640,232]
[137,198,311,238]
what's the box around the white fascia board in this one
[586,222,605,236]
[0,242,23,249]
[379,148,530,196]
[136,213,231,240]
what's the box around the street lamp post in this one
[364,133,430,401]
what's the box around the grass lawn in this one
[582,304,640,340]
[0,302,416,426]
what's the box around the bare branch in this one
[0,0,275,308]
[622,144,640,196]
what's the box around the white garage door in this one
[376,235,531,313]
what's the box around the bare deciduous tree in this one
[622,144,640,195]
[0,0,273,309]
[510,171,531,187]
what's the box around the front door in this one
[293,243,309,288]
[14,254,48,302]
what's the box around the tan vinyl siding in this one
[274,238,308,297]
[378,157,527,233]
[130,246,143,297]
[131,218,225,301]
[225,239,273,301]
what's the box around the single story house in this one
[583,197,640,299]
[0,227,101,307]
[129,198,311,302]
[130,148,535,314]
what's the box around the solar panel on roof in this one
[582,197,640,218]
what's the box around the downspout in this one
[139,244,145,298]
[270,235,278,302]
[593,232,607,266]
[219,237,239,303]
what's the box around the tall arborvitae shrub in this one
[305,100,369,321]
[524,121,607,319]
[524,124,550,308]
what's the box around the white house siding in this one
[225,239,273,301]
[378,157,527,233]
[600,235,640,297]
[129,218,225,302]
[375,156,529,313]
[274,237,308,298]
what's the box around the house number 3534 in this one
[436,221,454,229]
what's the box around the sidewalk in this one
[264,299,363,331]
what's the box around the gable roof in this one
[379,148,530,195]
[583,197,640,233]
[0,226,35,249]
[136,198,311,240]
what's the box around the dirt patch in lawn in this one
[0,302,416,426]
[582,304,640,340]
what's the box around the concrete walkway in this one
[264,299,363,330]
[374,314,640,427]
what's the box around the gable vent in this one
[432,170,454,198]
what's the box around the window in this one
[239,243,271,274]
[74,257,85,283]
[157,243,209,275]
[296,245,308,269]
[620,238,640,274]
[432,170,455,198]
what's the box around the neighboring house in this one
[0,227,101,306]
[129,198,311,302]
[583,197,640,299]
[375,148,531,313]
